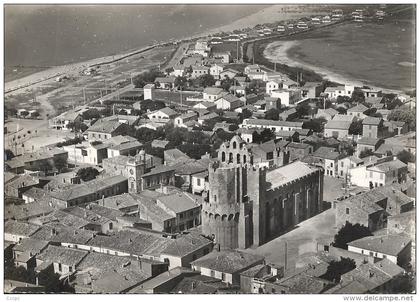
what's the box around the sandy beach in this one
[5,44,157,95]
[263,40,407,95]
[4,4,326,94]
[205,4,329,35]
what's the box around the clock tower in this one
[126,150,146,193]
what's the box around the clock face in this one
[129,168,134,175]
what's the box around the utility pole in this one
[236,40,239,62]
[284,241,288,272]
[83,87,86,104]
[274,62,276,72]
[74,144,77,168]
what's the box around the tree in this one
[82,109,101,120]
[302,118,326,133]
[37,266,75,293]
[4,260,36,284]
[359,149,374,158]
[264,108,280,121]
[321,257,356,283]
[333,222,372,249]
[76,167,100,182]
[6,107,17,117]
[336,107,347,114]
[364,107,377,117]
[397,150,415,164]
[54,157,68,173]
[134,127,161,143]
[197,74,215,88]
[174,76,188,90]
[386,98,403,110]
[388,108,416,131]
[178,143,210,159]
[133,69,164,88]
[31,111,40,118]
[68,120,88,133]
[296,103,311,118]
[118,109,128,115]
[140,99,166,114]
[165,67,174,74]
[242,108,253,119]
[210,129,235,151]
[20,111,29,118]
[336,96,351,104]
[56,136,84,147]
[350,89,365,103]
[253,129,275,144]
[39,161,53,175]
[348,120,363,135]
[245,79,264,94]
[5,149,14,160]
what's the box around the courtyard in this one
[245,175,345,273]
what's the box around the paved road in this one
[165,42,190,69]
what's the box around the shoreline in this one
[263,39,407,95]
[4,4,325,93]
[4,44,161,94]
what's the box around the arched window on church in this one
[233,141,237,149]
[221,151,226,162]
[237,154,240,164]
[229,153,233,163]
[243,155,247,163]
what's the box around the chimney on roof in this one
[191,281,197,290]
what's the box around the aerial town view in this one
[2,3,416,297]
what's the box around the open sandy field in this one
[5,45,176,119]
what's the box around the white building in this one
[203,87,225,102]
[209,64,224,79]
[323,85,354,99]
[144,84,155,100]
[265,79,282,94]
[270,88,301,107]
[349,158,407,188]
